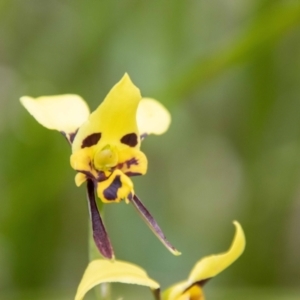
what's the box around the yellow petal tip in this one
[231,220,246,254]
[74,173,86,187]
[72,74,141,152]
[109,254,116,261]
[137,98,171,136]
[120,72,134,86]
[169,248,182,256]
[172,250,182,256]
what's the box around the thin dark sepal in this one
[86,179,114,260]
[129,194,181,256]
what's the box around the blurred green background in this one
[1,0,300,299]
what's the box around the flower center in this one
[94,145,118,171]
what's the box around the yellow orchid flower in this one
[74,259,160,300]
[163,221,245,300]
[75,222,245,300]
[20,74,180,260]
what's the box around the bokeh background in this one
[1,0,300,299]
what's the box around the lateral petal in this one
[20,94,90,143]
[75,259,160,300]
[130,194,181,256]
[137,98,171,138]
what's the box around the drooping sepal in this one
[130,194,181,256]
[86,180,114,260]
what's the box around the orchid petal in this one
[72,74,141,153]
[20,94,90,143]
[117,147,148,177]
[137,98,171,138]
[86,180,114,260]
[75,259,160,300]
[130,194,181,256]
[164,222,245,300]
[189,221,245,282]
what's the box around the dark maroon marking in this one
[86,179,114,259]
[81,132,101,148]
[117,158,138,170]
[120,133,138,147]
[103,175,122,201]
[116,162,124,170]
[76,170,94,181]
[125,172,142,177]
[129,194,179,254]
[126,157,138,168]
[60,129,78,145]
[69,129,78,143]
[96,170,107,182]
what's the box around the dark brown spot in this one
[81,132,101,148]
[126,171,142,177]
[126,157,138,168]
[120,133,138,147]
[103,175,122,201]
[117,158,139,171]
[96,171,107,182]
